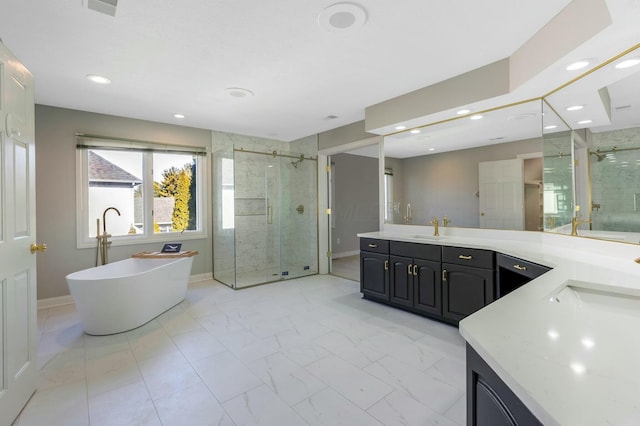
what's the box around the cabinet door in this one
[360,252,389,300]
[389,255,413,308]
[467,344,542,426]
[442,263,494,322]
[413,259,442,316]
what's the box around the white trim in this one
[37,295,75,310]
[188,272,213,284]
[332,250,359,259]
[517,151,543,159]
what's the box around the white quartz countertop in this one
[359,228,640,426]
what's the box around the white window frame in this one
[75,140,208,249]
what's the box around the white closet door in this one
[479,159,524,230]
[0,41,39,426]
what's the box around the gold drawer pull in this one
[514,264,527,271]
[408,264,413,275]
[368,243,378,248]
[459,254,473,260]
[442,269,447,281]
[413,264,418,276]
[384,260,389,270]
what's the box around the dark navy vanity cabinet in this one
[359,237,552,326]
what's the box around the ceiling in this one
[1,1,639,145]
[0,0,582,141]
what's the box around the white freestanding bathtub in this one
[66,256,194,335]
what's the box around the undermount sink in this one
[549,280,640,316]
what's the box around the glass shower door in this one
[264,155,282,281]
[280,151,318,279]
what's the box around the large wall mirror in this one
[544,44,640,243]
[383,100,544,230]
[382,43,640,244]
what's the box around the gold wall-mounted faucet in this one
[442,216,450,227]
[571,216,591,236]
[429,217,440,237]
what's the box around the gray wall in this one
[35,105,213,299]
[331,153,379,255]
[391,138,541,228]
[318,120,374,151]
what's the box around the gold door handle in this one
[514,264,527,271]
[413,264,418,276]
[30,243,47,254]
[459,254,473,260]
[407,264,412,275]
[384,260,389,270]
[442,269,447,282]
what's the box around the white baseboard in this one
[189,272,213,284]
[332,250,360,259]
[37,295,75,310]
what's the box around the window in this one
[76,136,207,247]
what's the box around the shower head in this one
[590,151,605,162]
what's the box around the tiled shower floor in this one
[16,275,466,425]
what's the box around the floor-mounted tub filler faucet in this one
[96,207,121,266]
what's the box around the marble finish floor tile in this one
[16,275,466,425]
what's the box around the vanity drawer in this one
[390,241,441,261]
[360,238,389,254]
[443,246,495,269]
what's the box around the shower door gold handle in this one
[267,201,273,224]
[30,243,47,254]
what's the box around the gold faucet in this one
[442,216,450,227]
[96,207,121,265]
[429,217,440,237]
[571,216,591,236]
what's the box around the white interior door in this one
[479,159,524,230]
[0,41,39,426]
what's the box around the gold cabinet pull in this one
[413,264,418,276]
[514,264,527,271]
[368,243,378,248]
[458,254,473,260]
[442,269,447,281]
[30,243,47,254]
[407,264,413,275]
[384,260,389,270]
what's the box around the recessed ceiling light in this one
[86,74,111,85]
[578,119,592,124]
[544,125,558,130]
[615,58,640,69]
[410,129,421,134]
[225,87,254,98]
[318,3,367,33]
[470,114,483,120]
[173,113,185,119]
[395,125,407,130]
[566,105,584,111]
[565,60,590,71]
[457,109,471,115]
[428,148,435,151]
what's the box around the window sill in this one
[77,231,208,250]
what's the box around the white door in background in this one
[0,42,39,426]
[479,159,524,230]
